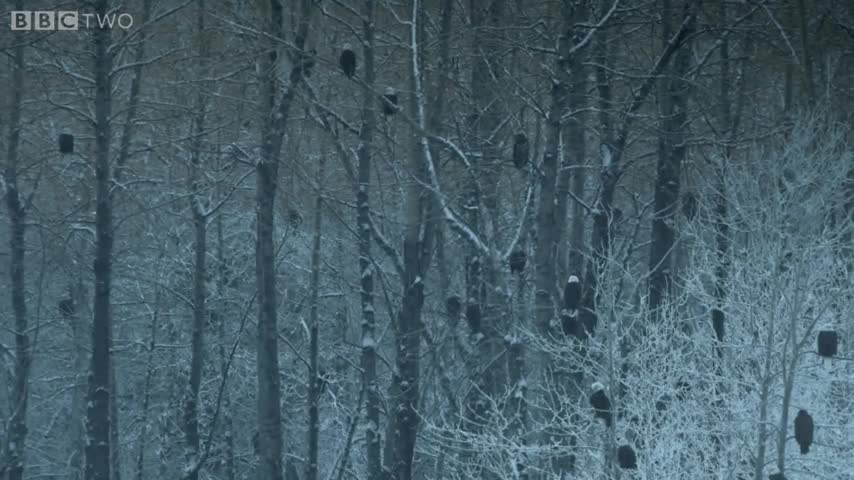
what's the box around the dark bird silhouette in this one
[59,133,74,153]
[794,409,814,454]
[590,382,612,427]
[769,472,786,480]
[382,87,398,115]
[339,43,356,78]
[817,330,838,358]
[617,444,637,469]
[560,312,577,337]
[712,308,725,342]
[512,133,529,169]
[682,192,697,220]
[446,295,462,321]
[58,298,75,318]
[564,275,581,312]
[509,250,527,274]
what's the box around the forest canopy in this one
[1,1,853,480]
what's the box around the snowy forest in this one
[1,0,853,479]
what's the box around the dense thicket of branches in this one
[1,1,853,479]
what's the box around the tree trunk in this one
[183,1,209,477]
[215,212,236,480]
[306,154,325,480]
[386,5,438,478]
[85,1,115,478]
[464,2,505,453]
[255,1,311,478]
[355,1,381,479]
[3,11,30,478]
[68,281,89,480]
[540,1,590,474]
[134,286,160,480]
[648,0,695,317]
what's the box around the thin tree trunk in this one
[535,0,573,475]
[109,5,152,475]
[306,154,325,480]
[69,281,89,480]
[183,1,209,477]
[648,0,695,317]
[796,0,816,106]
[215,212,235,480]
[355,1,381,478]
[386,4,438,477]
[85,1,115,478]
[464,2,505,454]
[3,9,30,478]
[255,1,311,478]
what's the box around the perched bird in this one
[769,473,786,480]
[512,133,529,169]
[712,308,725,342]
[58,298,75,318]
[563,275,581,312]
[589,382,612,427]
[446,295,462,321]
[59,133,74,154]
[339,43,356,78]
[509,250,527,274]
[382,87,398,115]
[616,444,637,469]
[682,192,698,220]
[794,409,814,454]
[817,330,838,358]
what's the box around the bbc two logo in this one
[10,11,134,31]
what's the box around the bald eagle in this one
[446,295,462,321]
[58,298,75,318]
[564,275,581,312]
[794,409,814,454]
[617,444,637,469]
[339,43,356,78]
[59,133,74,153]
[589,382,612,426]
[382,87,398,115]
[509,250,527,274]
[817,330,838,358]
[512,133,529,169]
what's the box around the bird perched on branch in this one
[794,409,814,454]
[339,43,356,78]
[589,382,612,427]
[617,444,637,469]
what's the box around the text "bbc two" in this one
[10,11,134,31]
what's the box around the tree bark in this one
[355,1,381,479]
[464,1,505,450]
[648,0,695,317]
[85,1,115,478]
[386,4,438,477]
[3,9,30,478]
[306,154,325,480]
[255,1,311,479]
[183,1,209,477]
